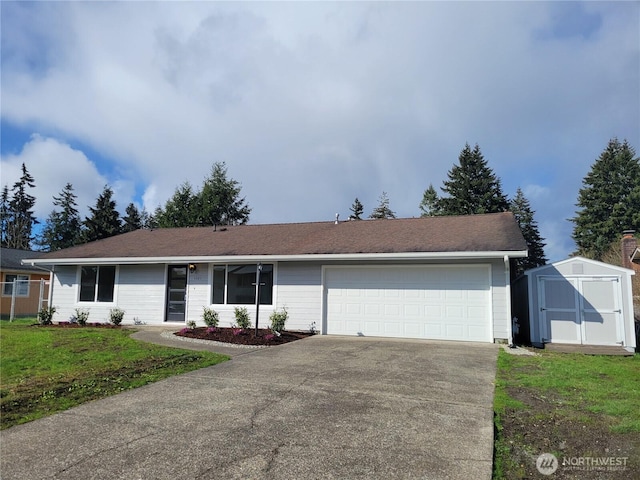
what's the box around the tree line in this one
[2,139,638,276]
[0,162,250,252]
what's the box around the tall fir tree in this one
[5,163,38,249]
[196,162,251,226]
[571,138,640,260]
[438,143,509,216]
[419,184,440,216]
[83,186,122,242]
[154,182,199,228]
[510,188,547,275]
[122,203,143,232]
[369,192,396,219]
[37,183,82,251]
[0,185,9,247]
[349,198,364,220]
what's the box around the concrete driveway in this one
[1,335,498,480]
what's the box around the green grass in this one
[0,319,229,429]
[493,349,640,479]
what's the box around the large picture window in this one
[2,274,29,297]
[212,264,273,305]
[79,266,116,302]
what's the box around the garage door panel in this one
[325,266,491,342]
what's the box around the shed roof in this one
[28,212,528,265]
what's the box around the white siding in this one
[117,265,166,323]
[489,258,510,341]
[50,264,167,325]
[186,263,212,324]
[275,263,323,331]
[49,266,79,322]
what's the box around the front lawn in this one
[494,349,640,479]
[0,319,229,429]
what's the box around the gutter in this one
[24,250,529,266]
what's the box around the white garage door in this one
[325,265,491,342]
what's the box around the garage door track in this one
[1,336,498,479]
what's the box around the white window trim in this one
[76,265,119,304]
[210,263,275,306]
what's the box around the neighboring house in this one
[1,248,51,319]
[24,212,527,344]
[512,257,636,353]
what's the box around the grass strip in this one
[0,319,229,429]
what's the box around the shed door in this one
[540,276,623,345]
[580,278,621,346]
[540,277,580,344]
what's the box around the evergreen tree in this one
[83,186,122,242]
[5,163,38,249]
[438,143,509,216]
[349,198,364,220]
[571,138,640,260]
[510,188,547,275]
[0,186,9,247]
[122,203,143,232]
[154,182,199,228]
[196,162,251,226]
[419,184,441,216]
[369,192,396,219]
[37,183,82,251]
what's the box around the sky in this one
[1,1,638,262]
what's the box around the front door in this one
[166,265,187,322]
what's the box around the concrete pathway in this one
[1,335,498,479]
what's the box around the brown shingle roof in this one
[34,213,527,262]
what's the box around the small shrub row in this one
[199,306,289,334]
[37,306,125,326]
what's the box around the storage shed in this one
[513,257,636,353]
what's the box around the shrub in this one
[234,307,251,329]
[269,307,288,334]
[37,306,57,325]
[187,320,196,330]
[202,307,219,327]
[109,308,125,326]
[74,308,90,326]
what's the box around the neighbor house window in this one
[3,274,29,297]
[212,264,273,305]
[79,266,116,302]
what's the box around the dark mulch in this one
[36,322,122,328]
[174,327,313,346]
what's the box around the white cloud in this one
[1,1,638,257]
[0,135,133,219]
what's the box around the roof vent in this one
[335,213,339,224]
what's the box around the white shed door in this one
[540,276,622,346]
[325,265,491,342]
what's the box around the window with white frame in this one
[212,264,273,305]
[79,266,116,302]
[3,274,29,296]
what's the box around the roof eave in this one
[25,250,528,266]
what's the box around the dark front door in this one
[166,265,187,322]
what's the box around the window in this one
[79,266,116,302]
[3,274,29,297]
[212,264,273,305]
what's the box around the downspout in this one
[22,260,55,310]
[504,255,514,347]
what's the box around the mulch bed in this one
[174,327,314,346]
